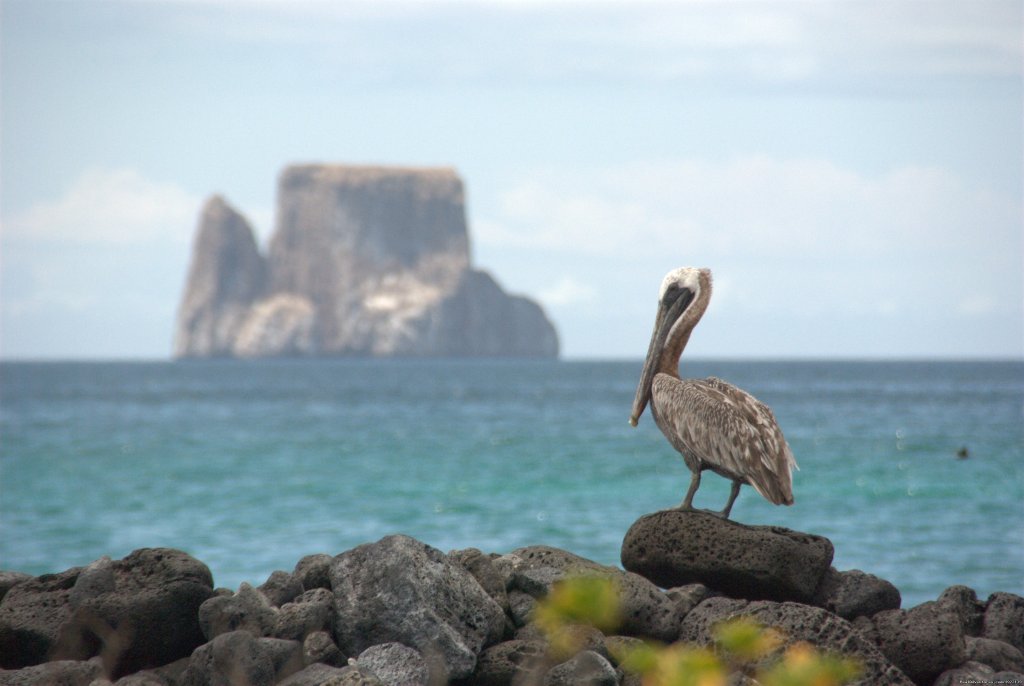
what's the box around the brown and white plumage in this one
[629,267,797,518]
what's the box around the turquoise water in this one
[1,359,1021,608]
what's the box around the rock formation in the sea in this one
[174,165,559,358]
[3,514,1023,685]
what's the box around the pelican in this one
[629,267,797,518]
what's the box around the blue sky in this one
[2,0,1021,359]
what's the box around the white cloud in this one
[956,295,999,316]
[538,276,597,308]
[166,0,1021,89]
[476,155,1022,354]
[3,168,201,246]
[479,157,1020,265]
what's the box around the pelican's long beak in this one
[629,304,669,426]
[629,286,694,426]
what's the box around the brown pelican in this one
[629,267,797,518]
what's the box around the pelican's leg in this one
[678,471,701,510]
[719,481,742,519]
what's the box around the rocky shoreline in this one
[1,511,1021,686]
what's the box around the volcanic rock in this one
[0,657,104,686]
[0,548,214,678]
[274,588,335,642]
[276,662,369,686]
[543,650,618,686]
[258,570,304,608]
[621,510,833,603]
[983,591,1024,652]
[463,639,547,686]
[330,534,506,680]
[292,554,333,592]
[300,630,345,668]
[814,567,902,619]
[965,636,1024,673]
[935,585,985,636]
[0,565,81,668]
[679,596,913,685]
[449,548,511,613]
[175,165,558,358]
[932,661,999,686]
[179,630,304,686]
[501,546,683,642]
[198,582,278,641]
[0,573,30,605]
[355,642,430,686]
[871,601,966,685]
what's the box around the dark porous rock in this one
[198,582,278,640]
[983,591,1024,652]
[603,635,646,666]
[966,635,1024,673]
[114,656,190,686]
[932,661,996,686]
[450,548,510,613]
[110,670,168,685]
[872,601,966,685]
[936,585,985,636]
[664,584,716,617]
[180,630,303,686]
[0,566,81,668]
[330,534,506,681]
[2,549,214,678]
[543,650,618,686]
[514,622,608,660]
[0,572,31,606]
[275,588,335,641]
[460,639,547,686]
[513,567,566,598]
[508,590,538,628]
[502,546,682,642]
[278,663,386,686]
[66,548,214,678]
[301,630,345,667]
[680,596,914,685]
[814,567,901,620]
[68,556,118,609]
[621,510,833,604]
[0,657,104,686]
[850,615,878,642]
[259,570,304,607]
[293,554,333,592]
[356,642,430,686]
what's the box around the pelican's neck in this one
[657,274,711,379]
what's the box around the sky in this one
[1,0,1021,360]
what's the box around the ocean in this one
[1,359,1021,608]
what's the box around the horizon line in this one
[1,354,1022,364]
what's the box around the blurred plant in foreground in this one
[534,576,862,686]
[533,573,621,658]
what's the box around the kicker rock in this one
[175,165,558,358]
[174,196,267,357]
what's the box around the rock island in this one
[174,165,559,358]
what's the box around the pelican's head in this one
[629,267,712,426]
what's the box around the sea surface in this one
[1,359,1021,608]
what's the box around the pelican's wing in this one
[652,374,796,505]
[701,376,798,471]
